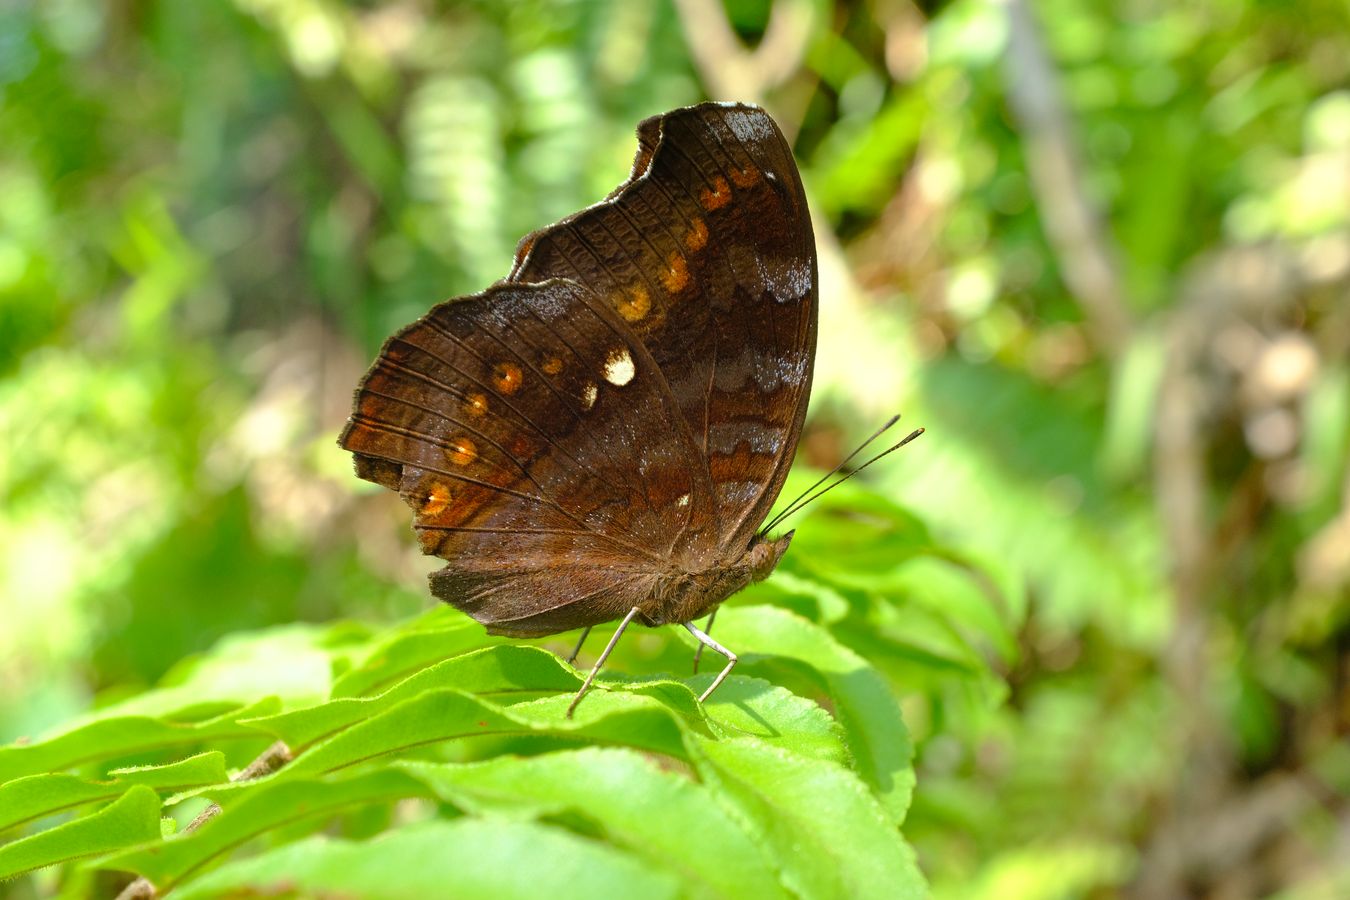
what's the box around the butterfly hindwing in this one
[340,279,713,634]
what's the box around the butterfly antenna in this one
[759,425,924,535]
[759,415,902,536]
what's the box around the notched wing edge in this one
[506,101,779,281]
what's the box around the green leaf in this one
[247,645,579,749]
[400,749,787,900]
[169,818,682,900]
[330,614,488,698]
[0,699,278,783]
[108,751,230,789]
[0,752,227,832]
[888,554,1019,664]
[274,688,700,780]
[782,484,935,579]
[699,676,847,767]
[0,786,161,882]
[98,769,432,888]
[692,738,926,900]
[189,678,840,812]
[708,606,916,824]
[117,623,363,717]
[0,775,119,835]
[99,681,851,891]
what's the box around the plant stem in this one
[113,741,293,900]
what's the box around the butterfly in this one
[340,101,819,714]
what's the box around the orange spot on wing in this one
[699,176,731,211]
[684,218,708,252]
[509,434,533,457]
[492,362,523,394]
[463,392,489,417]
[447,436,478,466]
[540,355,564,375]
[730,165,760,188]
[660,252,690,293]
[420,483,453,517]
[616,286,651,321]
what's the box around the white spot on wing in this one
[710,420,786,456]
[724,108,774,144]
[581,382,598,410]
[603,347,635,386]
[712,345,809,393]
[717,481,762,507]
[772,256,813,302]
[676,493,691,507]
[726,244,813,304]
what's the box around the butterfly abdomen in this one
[645,531,795,625]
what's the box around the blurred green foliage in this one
[3,0,1349,897]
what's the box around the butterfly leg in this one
[565,627,592,665]
[566,609,641,718]
[691,608,718,673]
[685,619,737,703]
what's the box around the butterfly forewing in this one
[509,103,818,555]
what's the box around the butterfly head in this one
[744,529,795,584]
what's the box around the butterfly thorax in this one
[645,531,794,626]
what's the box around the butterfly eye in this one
[492,362,523,394]
[447,437,477,466]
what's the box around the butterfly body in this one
[639,530,794,629]
[341,102,816,683]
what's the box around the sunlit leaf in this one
[0,786,161,882]
[169,818,682,900]
[692,738,926,899]
[705,606,916,824]
[98,769,432,888]
[247,646,580,749]
[0,752,226,832]
[401,749,787,899]
[0,700,277,782]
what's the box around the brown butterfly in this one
[341,102,819,714]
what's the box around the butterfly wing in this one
[340,279,715,635]
[508,102,818,557]
[342,103,816,635]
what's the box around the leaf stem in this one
[113,741,292,900]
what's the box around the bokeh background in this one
[3,0,1348,896]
